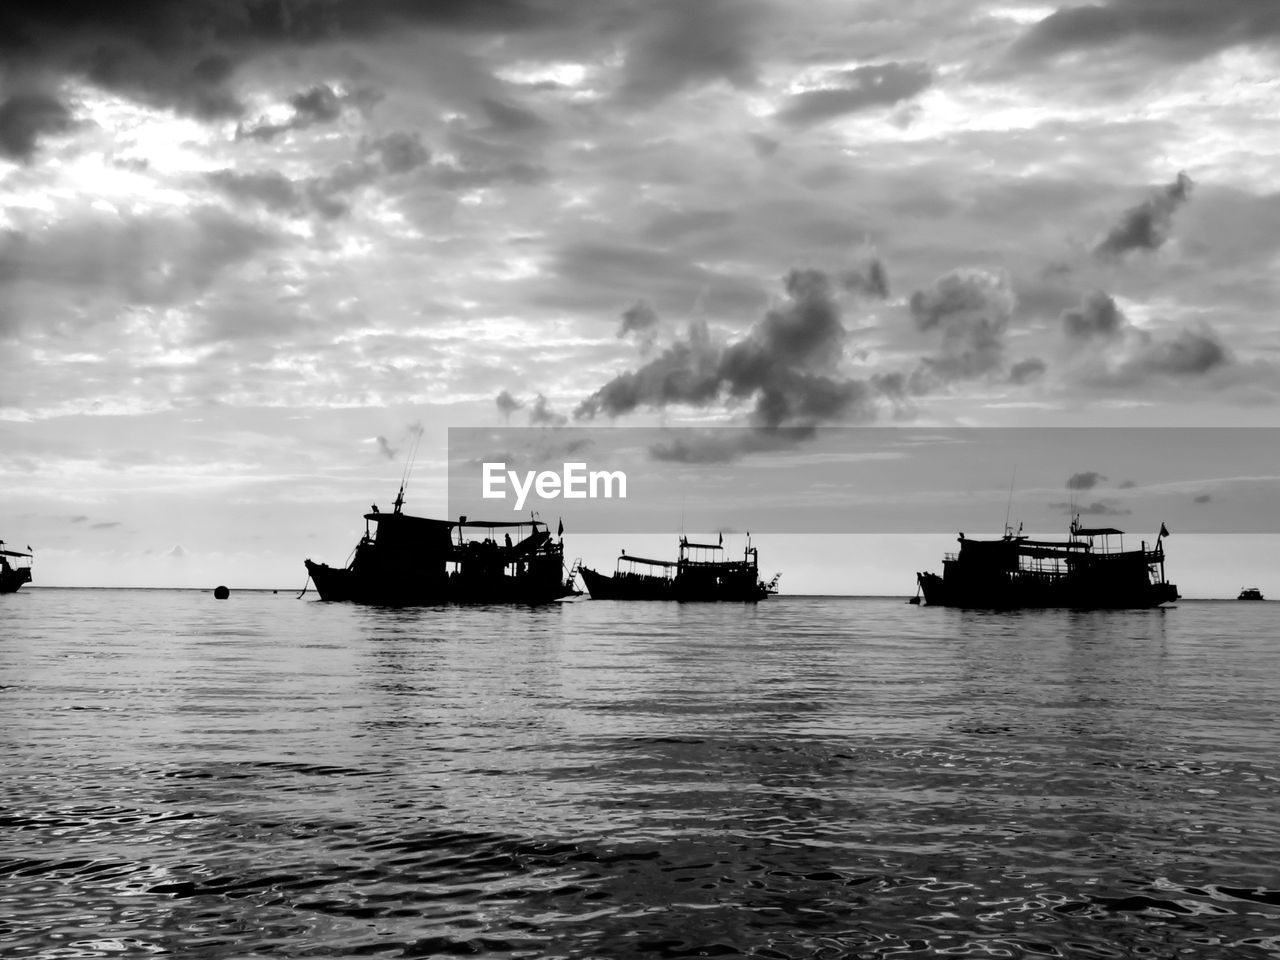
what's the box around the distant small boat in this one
[0,541,33,594]
[1238,587,1265,601]
[579,535,780,602]
[916,516,1178,609]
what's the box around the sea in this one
[2,589,1278,959]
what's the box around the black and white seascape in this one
[5,2,1280,957]
[3,590,1280,959]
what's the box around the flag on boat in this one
[557,518,564,537]
[718,532,723,546]
[1159,523,1170,538]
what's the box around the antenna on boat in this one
[393,422,424,514]
[1003,466,1017,537]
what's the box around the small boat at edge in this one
[0,541,33,594]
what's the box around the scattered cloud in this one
[1049,499,1131,517]
[1067,471,1106,490]
[1012,1,1280,68]
[1063,291,1126,342]
[576,267,883,434]
[495,389,522,420]
[775,62,933,127]
[529,393,567,426]
[0,91,75,161]
[618,300,661,353]
[236,83,347,142]
[615,0,766,106]
[1094,172,1193,260]
[909,268,1017,383]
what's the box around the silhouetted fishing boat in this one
[916,518,1178,609]
[303,486,576,605]
[0,541,33,594]
[1238,586,1264,601]
[579,535,780,602]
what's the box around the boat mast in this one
[392,423,424,515]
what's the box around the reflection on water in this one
[2,591,1279,957]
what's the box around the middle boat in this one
[303,486,577,605]
[916,517,1178,609]
[579,535,780,602]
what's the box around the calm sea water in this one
[2,589,1279,959]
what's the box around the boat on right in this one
[1238,586,1265,601]
[916,517,1178,609]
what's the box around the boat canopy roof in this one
[1074,526,1124,537]
[681,540,722,550]
[1018,539,1090,550]
[363,512,544,530]
[1,548,32,558]
[619,555,677,568]
[454,518,546,529]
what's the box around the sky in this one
[2,0,1279,595]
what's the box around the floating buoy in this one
[213,585,230,599]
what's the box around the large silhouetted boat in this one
[1238,586,1265,601]
[916,518,1178,609]
[303,487,576,605]
[0,541,33,594]
[579,536,780,602]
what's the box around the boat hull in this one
[304,559,573,606]
[917,571,1179,609]
[579,566,674,600]
[579,565,770,602]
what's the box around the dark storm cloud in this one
[1193,493,1212,504]
[376,435,396,460]
[495,389,521,420]
[775,62,933,128]
[909,268,1016,381]
[0,0,575,122]
[576,268,883,443]
[235,83,345,142]
[1094,172,1193,260]
[0,91,75,161]
[1063,290,1126,341]
[614,0,764,106]
[1066,471,1106,490]
[1013,0,1280,65]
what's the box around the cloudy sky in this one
[2,0,1279,594]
